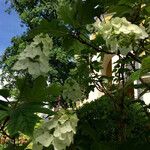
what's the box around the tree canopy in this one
[0,0,150,149]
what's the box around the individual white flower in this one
[93,17,101,29]
[139,31,149,39]
[121,17,131,26]
[128,24,142,34]
[89,33,96,40]
[119,25,130,34]
[113,27,121,34]
[102,22,112,34]
[111,17,122,29]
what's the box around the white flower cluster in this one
[93,17,148,55]
[33,111,78,150]
[13,34,53,78]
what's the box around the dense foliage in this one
[0,0,150,149]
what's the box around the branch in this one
[138,88,149,99]
[72,33,115,54]
[0,117,12,139]
[127,52,141,63]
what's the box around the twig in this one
[72,33,115,54]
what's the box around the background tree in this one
[0,0,150,149]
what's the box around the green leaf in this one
[62,78,83,102]
[129,70,141,81]
[57,0,76,26]
[108,5,132,17]
[91,61,102,72]
[0,89,10,99]
[48,83,63,97]
[7,107,40,136]
[0,100,9,111]
[0,110,8,121]
[19,102,54,115]
[74,0,105,25]
[63,36,85,54]
[141,56,150,75]
[118,0,139,5]
[126,69,141,87]
[29,20,68,38]
[145,5,150,14]
[17,76,49,102]
[4,142,33,150]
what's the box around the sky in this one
[0,1,27,55]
